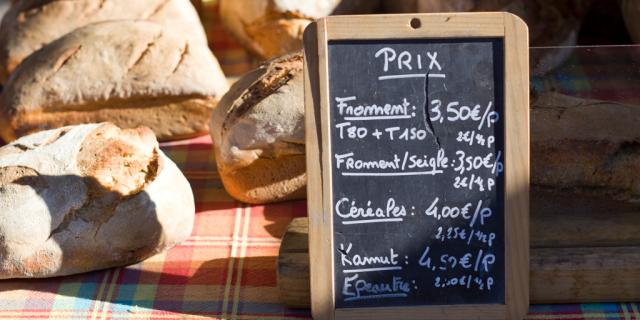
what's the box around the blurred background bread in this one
[218,0,381,60]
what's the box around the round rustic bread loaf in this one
[0,0,207,83]
[0,20,228,142]
[0,122,194,279]
[219,0,380,60]
[210,52,305,204]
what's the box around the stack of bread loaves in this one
[0,0,229,142]
[0,0,225,279]
[2,0,635,278]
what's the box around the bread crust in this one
[0,123,194,279]
[2,97,216,142]
[219,155,306,204]
[0,20,229,142]
[0,0,207,82]
[210,52,305,204]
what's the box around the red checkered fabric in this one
[0,134,637,319]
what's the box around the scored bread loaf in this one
[210,52,305,204]
[219,0,380,60]
[0,20,228,142]
[0,122,194,279]
[0,0,207,82]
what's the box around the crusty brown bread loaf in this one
[210,52,305,204]
[0,20,228,142]
[0,122,194,279]
[0,0,207,82]
[219,0,380,60]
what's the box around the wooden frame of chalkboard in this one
[304,13,529,320]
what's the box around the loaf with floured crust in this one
[0,122,194,279]
[210,52,305,204]
[0,0,207,82]
[0,20,228,142]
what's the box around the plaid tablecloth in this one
[0,134,637,319]
[1,46,640,319]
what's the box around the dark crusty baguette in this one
[0,0,207,82]
[210,52,305,204]
[0,122,194,279]
[0,20,228,142]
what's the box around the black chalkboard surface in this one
[329,38,505,308]
[304,13,529,320]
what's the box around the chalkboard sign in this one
[330,37,505,308]
[305,13,529,320]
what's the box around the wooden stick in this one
[277,214,640,307]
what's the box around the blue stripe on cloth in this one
[76,282,99,309]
